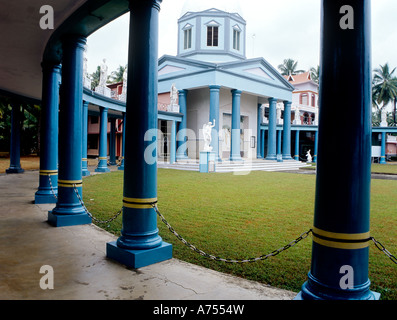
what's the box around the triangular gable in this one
[158,65,186,76]
[244,67,273,80]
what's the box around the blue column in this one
[35,62,61,203]
[380,132,386,164]
[6,104,24,174]
[230,89,243,161]
[82,101,90,176]
[257,104,263,159]
[313,131,318,163]
[297,0,379,300]
[294,130,300,161]
[176,89,188,160]
[277,129,283,162]
[266,98,277,160]
[282,101,293,160]
[107,0,172,269]
[118,112,126,170]
[109,117,116,165]
[209,85,221,161]
[48,35,91,227]
[95,107,110,172]
[170,120,176,164]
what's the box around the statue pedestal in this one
[95,86,111,98]
[167,104,180,113]
[199,151,216,173]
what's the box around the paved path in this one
[0,170,295,300]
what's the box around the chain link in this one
[153,204,312,263]
[371,237,397,265]
[73,184,122,225]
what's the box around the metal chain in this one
[371,237,397,265]
[73,184,122,225]
[47,174,58,199]
[153,204,312,263]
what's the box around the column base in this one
[282,155,293,160]
[380,157,387,164]
[295,274,381,300]
[35,191,57,204]
[118,165,124,171]
[106,241,173,269]
[229,155,243,162]
[82,169,91,176]
[47,211,92,227]
[95,167,110,173]
[6,167,24,174]
[176,154,189,161]
[266,154,277,161]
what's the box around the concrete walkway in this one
[0,170,295,300]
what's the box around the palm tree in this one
[372,63,397,122]
[278,59,305,76]
[110,65,127,83]
[89,66,101,90]
[310,65,320,84]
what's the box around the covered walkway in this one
[0,170,295,300]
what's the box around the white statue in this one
[170,83,178,106]
[306,149,312,163]
[203,119,216,152]
[99,58,108,87]
[121,66,128,100]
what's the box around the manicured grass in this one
[82,169,396,299]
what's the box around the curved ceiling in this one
[0,0,129,102]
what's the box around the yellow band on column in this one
[123,197,158,209]
[58,179,83,187]
[312,227,371,250]
[40,170,58,176]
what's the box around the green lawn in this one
[82,169,397,300]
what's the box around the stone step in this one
[158,160,311,172]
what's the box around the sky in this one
[86,0,397,83]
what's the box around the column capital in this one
[178,89,188,96]
[231,89,242,96]
[129,0,162,11]
[209,85,221,91]
[61,34,87,50]
[283,100,292,106]
[268,97,277,104]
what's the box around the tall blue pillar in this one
[95,107,110,172]
[230,89,243,161]
[106,0,172,269]
[297,0,379,300]
[118,112,126,170]
[313,131,318,163]
[294,130,300,161]
[277,129,282,162]
[48,35,91,227]
[209,85,221,161]
[266,97,277,160]
[176,89,188,160]
[257,104,263,159]
[82,101,90,176]
[109,117,116,165]
[170,120,176,164]
[282,101,292,160]
[35,62,61,203]
[380,132,386,164]
[6,104,24,174]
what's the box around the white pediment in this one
[158,65,186,76]
[244,67,273,80]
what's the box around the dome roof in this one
[180,0,243,17]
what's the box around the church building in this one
[157,5,298,162]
